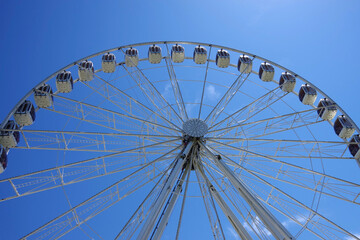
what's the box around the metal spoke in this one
[174,150,192,240]
[195,166,225,240]
[208,107,322,139]
[0,141,180,202]
[22,153,173,240]
[208,87,286,131]
[195,158,252,240]
[115,160,176,240]
[208,137,351,160]
[136,141,194,240]
[208,139,360,200]
[164,43,188,121]
[93,72,182,131]
[52,86,180,135]
[150,166,190,240]
[120,49,183,126]
[1,128,179,153]
[209,147,360,240]
[201,142,294,240]
[204,66,252,126]
[198,46,212,119]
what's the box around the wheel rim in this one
[1,41,359,240]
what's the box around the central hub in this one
[183,119,208,138]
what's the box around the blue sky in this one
[0,1,360,239]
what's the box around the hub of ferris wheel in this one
[182,118,209,169]
[182,118,208,138]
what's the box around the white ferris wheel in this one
[0,41,359,240]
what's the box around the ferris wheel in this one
[0,41,359,240]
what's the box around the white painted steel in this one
[202,143,294,240]
[1,41,359,240]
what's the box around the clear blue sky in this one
[0,0,359,239]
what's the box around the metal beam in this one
[201,142,293,240]
[195,160,253,240]
[136,141,194,240]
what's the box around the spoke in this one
[237,159,360,205]
[120,49,183,126]
[208,137,351,160]
[204,67,252,126]
[51,87,180,135]
[151,166,190,240]
[93,73,182,131]
[210,141,360,204]
[115,160,176,240]
[208,139,360,199]
[175,152,192,240]
[195,159,252,240]
[198,46,212,119]
[208,107,322,139]
[201,142,294,240]
[0,140,180,202]
[208,87,286,131]
[3,128,179,153]
[201,158,265,239]
[22,155,172,240]
[210,147,360,240]
[136,141,194,240]
[195,167,225,240]
[164,44,188,121]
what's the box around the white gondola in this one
[193,45,207,64]
[0,146,7,174]
[259,62,275,82]
[102,53,116,73]
[148,45,162,64]
[279,72,296,92]
[334,115,355,139]
[171,44,185,63]
[349,135,360,160]
[56,70,73,93]
[237,54,252,73]
[14,100,36,126]
[78,60,94,82]
[34,84,53,108]
[125,48,139,67]
[299,84,317,105]
[216,49,230,68]
[0,120,20,148]
[317,98,337,120]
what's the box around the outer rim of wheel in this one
[1,40,359,239]
[2,40,359,137]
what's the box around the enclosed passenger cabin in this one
[216,49,230,68]
[78,60,94,82]
[14,100,36,126]
[279,72,296,92]
[349,135,360,160]
[334,115,355,139]
[56,70,73,93]
[299,84,317,105]
[34,84,53,108]
[259,62,275,82]
[317,98,337,120]
[0,120,20,148]
[102,53,116,73]
[193,45,207,64]
[171,44,185,63]
[125,48,139,67]
[0,146,7,174]
[237,54,252,74]
[148,45,162,64]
